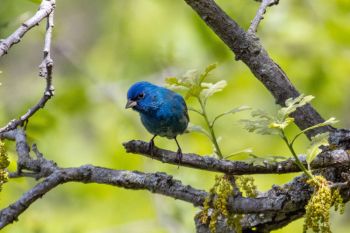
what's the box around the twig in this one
[0,0,56,57]
[123,140,350,175]
[0,2,56,134]
[248,0,279,33]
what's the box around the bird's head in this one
[125,81,156,112]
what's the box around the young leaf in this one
[278,94,314,120]
[269,117,294,130]
[201,80,227,100]
[242,109,279,134]
[212,105,250,127]
[166,71,202,99]
[198,63,217,84]
[241,119,281,135]
[290,117,338,146]
[306,132,329,165]
[251,109,274,121]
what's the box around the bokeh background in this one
[0,0,350,232]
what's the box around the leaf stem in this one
[198,97,223,158]
[281,131,313,179]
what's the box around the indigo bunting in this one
[125,81,189,162]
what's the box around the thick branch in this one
[195,166,350,232]
[0,0,56,57]
[184,0,333,138]
[123,140,350,175]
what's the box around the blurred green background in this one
[0,0,350,232]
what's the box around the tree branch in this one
[0,0,56,57]
[0,1,56,134]
[1,130,350,231]
[248,0,279,33]
[0,166,207,229]
[194,165,350,232]
[123,140,350,175]
[183,0,333,138]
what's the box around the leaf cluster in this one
[241,95,338,174]
[166,64,249,158]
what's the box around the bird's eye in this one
[138,93,145,99]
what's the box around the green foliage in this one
[167,64,249,158]
[0,140,9,192]
[306,133,330,166]
[241,94,314,136]
[242,95,344,233]
[303,176,345,233]
[242,95,338,179]
[278,95,315,120]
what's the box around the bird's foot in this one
[148,139,155,157]
[176,148,182,168]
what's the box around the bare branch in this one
[0,167,207,229]
[248,0,279,34]
[183,0,334,138]
[123,140,350,175]
[0,2,56,134]
[0,0,56,57]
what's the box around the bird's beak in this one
[125,100,137,109]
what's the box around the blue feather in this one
[126,81,189,162]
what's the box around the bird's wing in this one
[173,94,189,122]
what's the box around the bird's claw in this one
[176,148,182,168]
[148,139,155,157]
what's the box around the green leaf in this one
[165,64,220,100]
[313,117,339,127]
[212,105,250,126]
[251,109,274,121]
[278,94,314,120]
[269,117,294,130]
[306,132,329,165]
[302,117,339,133]
[201,80,227,99]
[165,76,180,85]
[241,119,280,135]
[290,117,338,146]
[198,63,217,84]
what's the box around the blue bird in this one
[125,81,189,163]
